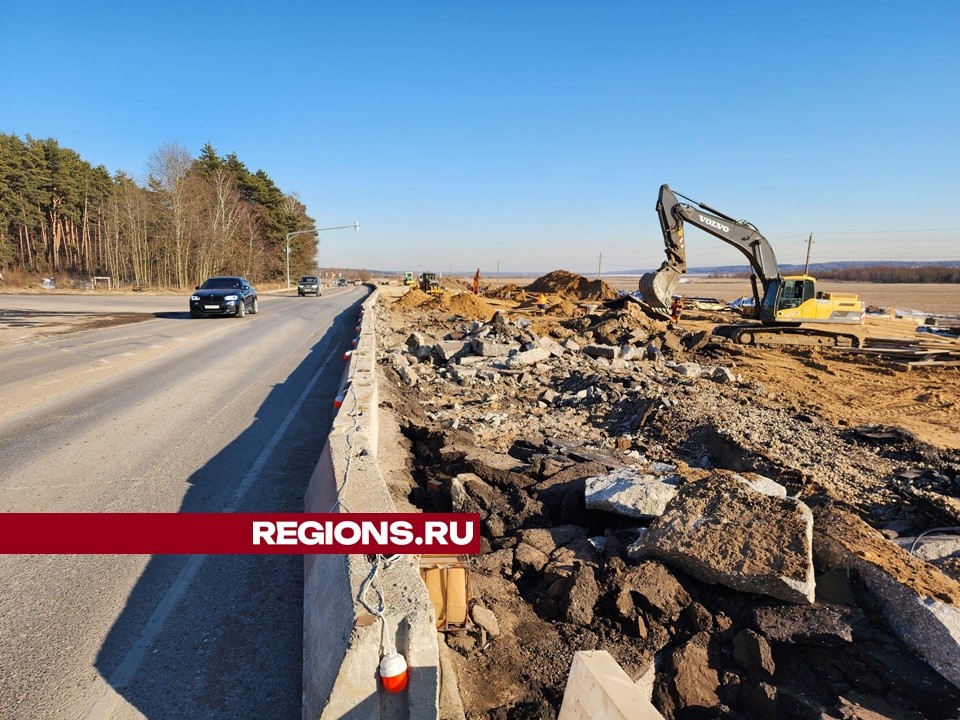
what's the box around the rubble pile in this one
[374,285,960,720]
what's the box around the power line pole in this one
[597,253,602,280]
[496,260,500,283]
[804,234,814,275]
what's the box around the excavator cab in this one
[774,278,814,311]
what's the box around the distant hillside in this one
[612,261,960,284]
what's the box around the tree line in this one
[0,133,318,288]
[813,265,960,284]
[711,264,959,284]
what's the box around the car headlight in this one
[224,294,239,301]
[191,295,200,301]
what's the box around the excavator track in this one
[713,324,861,348]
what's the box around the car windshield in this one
[201,278,241,289]
[300,277,318,283]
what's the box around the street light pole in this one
[285,230,316,289]
[285,221,359,289]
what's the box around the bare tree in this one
[147,142,193,288]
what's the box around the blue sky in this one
[2,1,958,275]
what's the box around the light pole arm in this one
[285,222,358,289]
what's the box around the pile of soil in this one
[428,292,498,321]
[393,288,433,309]
[526,270,619,301]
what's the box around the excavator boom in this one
[639,184,780,314]
[638,184,864,345]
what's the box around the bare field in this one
[479,275,960,316]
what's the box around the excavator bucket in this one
[638,267,680,315]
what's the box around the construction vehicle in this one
[419,272,443,295]
[403,271,417,287]
[639,184,864,346]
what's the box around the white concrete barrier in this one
[558,651,664,720]
[303,290,440,719]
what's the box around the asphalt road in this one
[0,288,367,719]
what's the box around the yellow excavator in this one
[639,184,864,346]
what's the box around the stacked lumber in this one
[844,335,960,368]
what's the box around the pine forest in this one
[0,134,318,288]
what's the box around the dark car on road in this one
[190,276,258,318]
[298,276,321,296]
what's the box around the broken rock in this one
[471,604,501,638]
[631,474,816,604]
[753,603,863,647]
[814,505,960,689]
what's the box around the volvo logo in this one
[699,215,729,233]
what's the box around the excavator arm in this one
[639,184,781,314]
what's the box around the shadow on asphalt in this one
[94,297,366,719]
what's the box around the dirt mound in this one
[554,298,579,316]
[526,269,618,301]
[437,292,497,321]
[393,288,433,309]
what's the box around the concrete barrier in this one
[558,652,664,720]
[303,290,440,719]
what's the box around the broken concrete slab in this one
[630,474,816,604]
[814,505,960,689]
[896,532,960,563]
[438,634,467,720]
[508,346,552,366]
[583,344,619,360]
[584,468,680,519]
[711,366,736,383]
[434,340,473,362]
[473,338,514,357]
[536,336,567,357]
